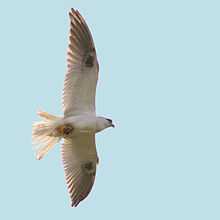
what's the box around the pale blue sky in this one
[0,0,220,219]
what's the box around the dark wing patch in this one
[67,8,97,72]
[85,54,94,67]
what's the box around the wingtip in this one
[69,8,82,22]
[71,201,79,207]
[69,8,83,19]
[71,8,76,14]
[69,8,75,18]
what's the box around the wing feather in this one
[62,134,98,207]
[63,9,99,117]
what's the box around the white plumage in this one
[32,8,114,207]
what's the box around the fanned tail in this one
[32,111,62,160]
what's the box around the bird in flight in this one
[32,8,114,207]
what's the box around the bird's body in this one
[32,8,114,207]
[63,114,110,133]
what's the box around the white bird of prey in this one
[32,8,114,207]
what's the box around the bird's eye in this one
[106,118,112,123]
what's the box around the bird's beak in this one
[111,124,115,128]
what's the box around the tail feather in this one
[32,111,62,160]
[35,137,60,160]
[37,111,60,121]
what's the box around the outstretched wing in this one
[62,133,98,207]
[63,9,99,117]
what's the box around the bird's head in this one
[96,117,115,132]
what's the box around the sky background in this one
[0,0,219,219]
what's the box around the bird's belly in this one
[73,121,96,133]
[64,115,97,134]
